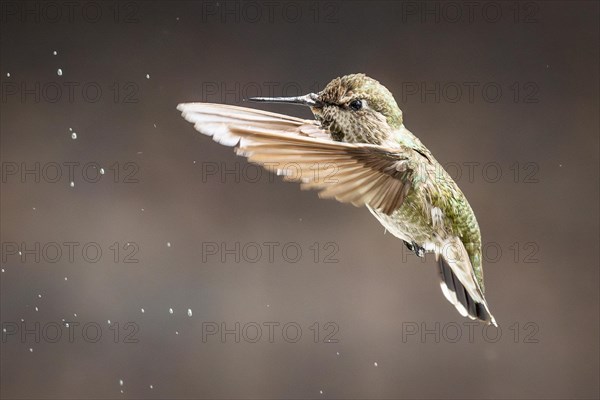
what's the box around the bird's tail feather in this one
[438,255,497,326]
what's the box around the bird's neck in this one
[392,124,432,156]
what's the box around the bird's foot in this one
[404,241,425,258]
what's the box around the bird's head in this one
[250,74,403,145]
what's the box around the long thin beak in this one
[247,93,323,108]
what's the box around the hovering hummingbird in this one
[178,74,497,326]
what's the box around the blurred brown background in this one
[1,1,598,399]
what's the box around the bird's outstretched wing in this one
[178,103,416,215]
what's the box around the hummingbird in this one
[178,73,497,326]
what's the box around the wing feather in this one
[178,102,416,215]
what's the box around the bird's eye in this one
[349,99,363,111]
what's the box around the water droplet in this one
[169,308,173,314]
[6,72,10,77]
[373,362,378,367]
[99,168,105,175]
[65,323,69,328]
[19,251,22,256]
[1,268,4,273]
[64,277,68,281]
[70,181,75,187]
[69,127,73,131]
[319,390,323,395]
[57,68,63,76]
[153,123,157,128]
[336,351,340,356]
[141,308,145,313]
[35,307,39,312]
[119,379,124,386]
[175,331,179,335]
[120,390,124,394]
[193,160,197,164]
[167,242,171,247]
[32,207,36,210]
[29,347,33,352]
[149,384,154,389]
[141,208,145,212]
[53,50,58,55]
[2,328,6,333]
[187,308,192,317]
[38,294,42,298]
[146,74,150,79]
[71,132,77,140]
[73,313,77,317]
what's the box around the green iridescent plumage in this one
[316,74,485,291]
